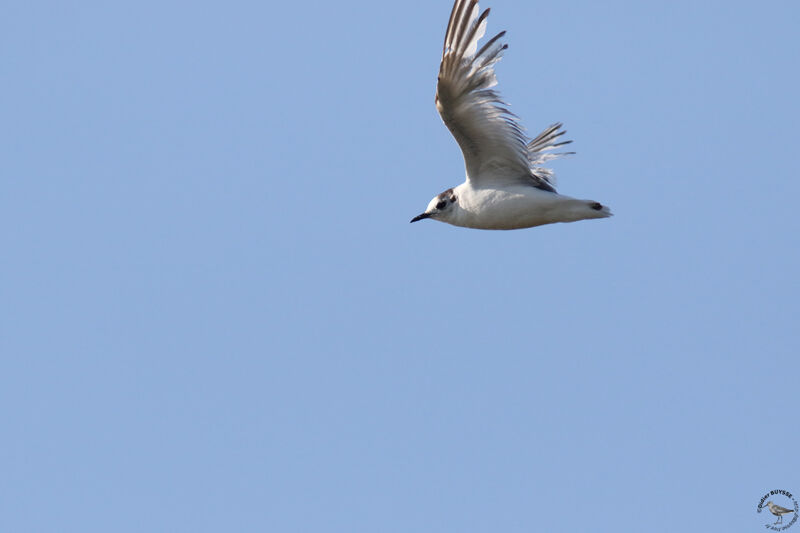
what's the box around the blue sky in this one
[2,0,798,531]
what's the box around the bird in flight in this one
[411,0,612,230]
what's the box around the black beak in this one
[410,213,431,223]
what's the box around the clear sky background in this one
[2,1,799,532]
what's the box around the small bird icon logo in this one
[766,501,796,525]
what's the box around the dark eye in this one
[436,200,446,210]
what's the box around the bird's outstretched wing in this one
[436,0,561,191]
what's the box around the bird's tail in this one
[585,200,613,219]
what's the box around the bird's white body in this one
[411,0,612,230]
[437,182,611,230]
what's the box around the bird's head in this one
[410,188,458,224]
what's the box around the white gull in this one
[411,0,612,230]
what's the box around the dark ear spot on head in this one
[436,188,455,210]
[590,202,603,211]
